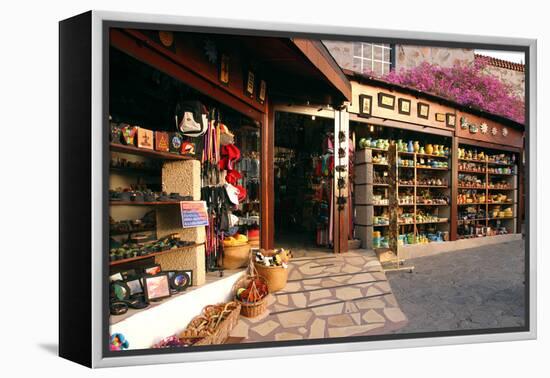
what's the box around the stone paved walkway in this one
[387,240,526,333]
[230,250,408,342]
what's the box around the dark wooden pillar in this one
[261,100,275,249]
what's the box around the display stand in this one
[385,143,414,273]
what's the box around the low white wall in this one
[398,233,523,260]
[110,270,243,350]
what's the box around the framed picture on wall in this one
[398,98,411,115]
[446,113,456,128]
[417,102,430,119]
[358,94,373,117]
[378,92,395,110]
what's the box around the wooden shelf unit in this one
[110,143,196,160]
[393,148,451,242]
[109,243,204,266]
[457,144,518,238]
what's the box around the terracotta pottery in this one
[426,144,434,155]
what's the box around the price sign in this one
[180,201,209,228]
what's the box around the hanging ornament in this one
[502,127,508,137]
[480,122,488,134]
[491,126,498,136]
[460,116,469,130]
[204,39,218,64]
[159,31,174,47]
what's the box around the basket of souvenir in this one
[178,301,241,346]
[234,257,269,318]
[222,233,250,270]
[253,248,292,292]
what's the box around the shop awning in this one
[236,37,352,105]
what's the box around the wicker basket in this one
[253,250,290,293]
[222,243,250,270]
[233,261,269,318]
[179,301,241,345]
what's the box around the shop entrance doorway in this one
[273,111,336,253]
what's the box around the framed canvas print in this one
[59,10,537,368]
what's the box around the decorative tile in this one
[251,320,280,336]
[282,282,302,292]
[348,273,375,284]
[362,309,386,323]
[341,265,363,274]
[346,257,368,266]
[277,294,289,306]
[366,286,383,297]
[309,289,332,302]
[277,310,313,328]
[328,314,355,327]
[291,293,307,307]
[335,287,362,301]
[355,298,386,310]
[375,281,391,292]
[312,302,344,316]
[230,320,249,338]
[351,313,362,325]
[344,301,359,313]
[327,323,384,337]
[308,318,326,339]
[384,294,398,307]
[275,332,303,341]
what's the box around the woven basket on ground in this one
[253,249,290,293]
[233,257,269,318]
[222,243,250,270]
[179,301,241,345]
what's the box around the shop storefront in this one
[346,75,524,259]
[105,28,524,349]
[107,28,352,348]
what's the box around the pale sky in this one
[475,49,525,64]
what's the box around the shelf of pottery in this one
[457,145,518,239]
[354,139,451,249]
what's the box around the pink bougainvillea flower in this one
[380,59,524,124]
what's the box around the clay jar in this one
[425,144,434,155]
[413,141,420,153]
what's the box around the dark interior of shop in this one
[274,112,334,250]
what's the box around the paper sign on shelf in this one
[180,201,209,228]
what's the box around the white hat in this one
[224,183,240,205]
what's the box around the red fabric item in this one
[248,228,260,238]
[225,170,242,185]
[234,184,247,202]
[219,144,241,171]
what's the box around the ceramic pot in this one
[413,141,420,153]
[397,139,403,152]
[407,140,414,153]
[426,144,434,155]
[434,145,440,156]
[419,146,425,154]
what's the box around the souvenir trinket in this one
[169,132,183,153]
[137,127,154,150]
[120,124,138,145]
[154,131,170,152]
